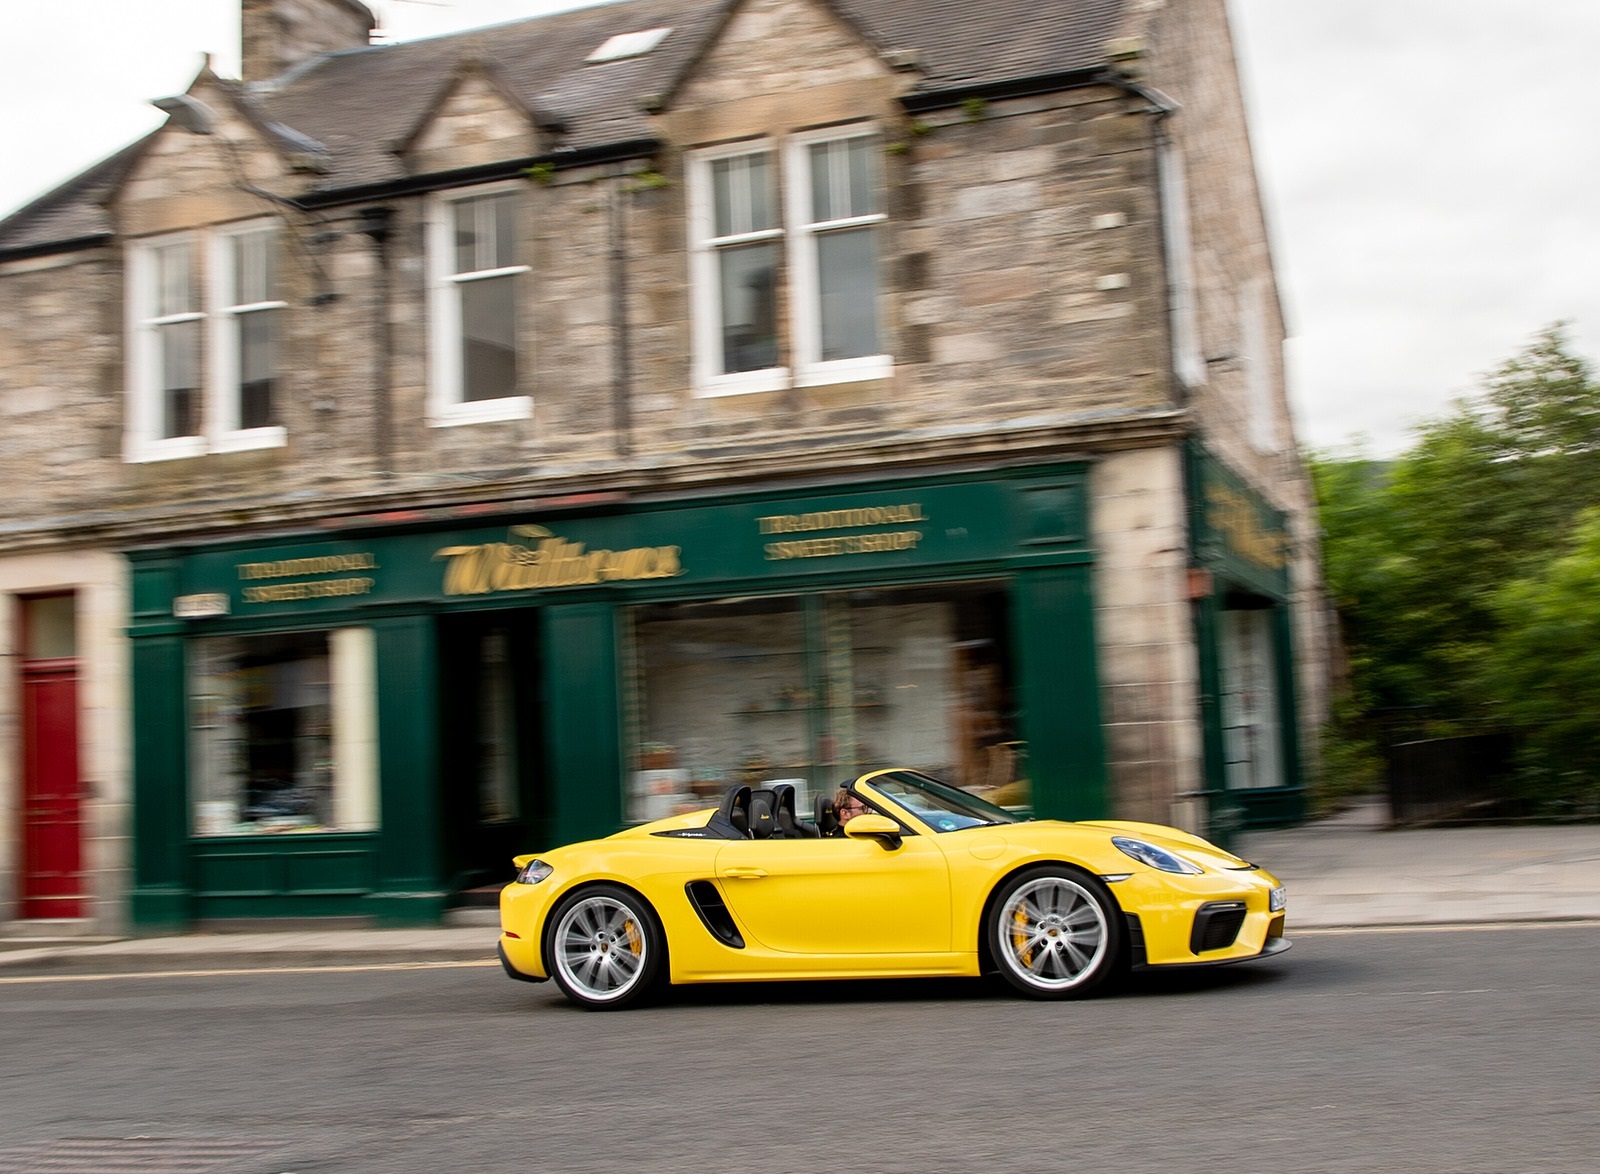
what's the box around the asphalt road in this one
[2,925,1597,1174]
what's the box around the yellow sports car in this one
[498,769,1289,1009]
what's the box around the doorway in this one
[18,594,84,919]
[1218,599,1284,792]
[437,610,545,897]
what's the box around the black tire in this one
[543,884,666,1010]
[986,864,1123,999]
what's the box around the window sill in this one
[431,395,534,427]
[693,368,791,399]
[794,355,893,388]
[125,436,208,464]
[213,426,288,454]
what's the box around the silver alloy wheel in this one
[553,893,650,1003]
[996,874,1109,991]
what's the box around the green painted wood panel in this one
[543,604,623,846]
[1012,564,1108,820]
[370,615,445,924]
[129,633,191,930]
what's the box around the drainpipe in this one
[355,205,395,477]
[608,170,634,457]
[1098,73,1195,408]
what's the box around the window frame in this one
[688,124,892,398]
[211,219,288,453]
[125,222,288,463]
[127,231,207,462]
[426,181,533,427]
[785,125,890,387]
[688,137,789,398]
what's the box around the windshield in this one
[864,770,1024,831]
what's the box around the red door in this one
[20,661,84,919]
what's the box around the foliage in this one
[623,169,669,193]
[1482,509,1600,812]
[1313,324,1600,815]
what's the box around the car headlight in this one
[1270,885,1287,913]
[1112,836,1203,875]
[515,859,554,885]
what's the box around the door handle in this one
[722,867,768,879]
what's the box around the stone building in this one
[0,0,1329,932]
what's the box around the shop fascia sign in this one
[436,502,929,595]
[1197,458,1289,581]
[172,476,1069,613]
[434,524,683,595]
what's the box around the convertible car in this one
[498,768,1289,1009]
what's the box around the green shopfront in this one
[1188,445,1307,838]
[126,465,1108,928]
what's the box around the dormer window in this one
[689,125,890,396]
[125,221,287,463]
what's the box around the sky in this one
[2,0,1598,457]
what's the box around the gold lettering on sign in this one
[1205,485,1287,572]
[756,501,928,562]
[765,532,924,561]
[241,578,376,603]
[434,525,683,596]
[756,503,927,534]
[237,553,378,580]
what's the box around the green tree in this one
[1482,509,1600,811]
[1313,324,1600,813]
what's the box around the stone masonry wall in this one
[1,2,1182,536]
[1145,0,1333,753]
[1091,446,1203,826]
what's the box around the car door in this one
[714,833,951,955]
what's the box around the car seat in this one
[710,784,753,839]
[772,783,819,838]
[747,789,776,839]
[814,793,843,837]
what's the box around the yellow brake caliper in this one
[624,919,643,956]
[1012,905,1033,968]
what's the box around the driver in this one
[834,787,870,826]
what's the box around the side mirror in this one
[843,812,902,849]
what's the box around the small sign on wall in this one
[173,593,230,618]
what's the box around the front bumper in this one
[1108,866,1290,968]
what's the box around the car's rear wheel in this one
[988,865,1122,999]
[544,884,665,1010]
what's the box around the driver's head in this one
[836,790,869,821]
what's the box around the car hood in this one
[1072,819,1258,870]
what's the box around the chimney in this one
[241,0,377,84]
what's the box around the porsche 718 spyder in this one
[498,768,1289,1009]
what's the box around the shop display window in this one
[624,581,1024,822]
[189,628,378,835]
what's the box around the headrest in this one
[748,791,775,839]
[814,793,840,836]
[771,783,798,820]
[714,784,753,839]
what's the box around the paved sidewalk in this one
[1237,798,1600,929]
[0,912,500,974]
[2,803,1596,973]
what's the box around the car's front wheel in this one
[987,865,1122,999]
[544,884,665,1010]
